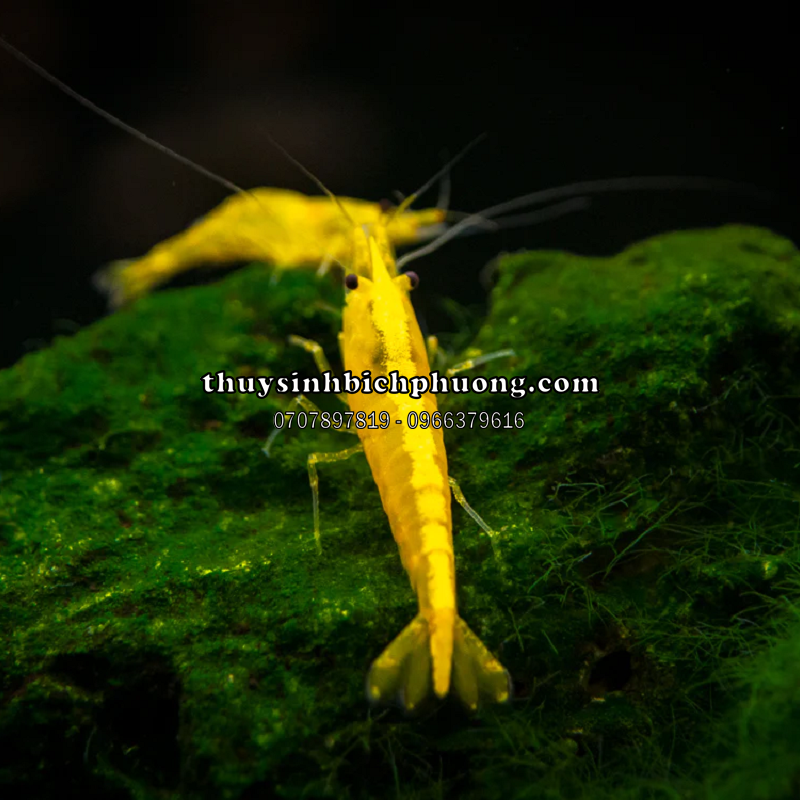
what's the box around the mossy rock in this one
[1,225,800,799]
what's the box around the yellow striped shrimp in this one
[92,188,447,308]
[349,226,512,710]
[287,205,512,711]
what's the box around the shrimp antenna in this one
[435,151,452,213]
[392,133,488,218]
[0,37,362,256]
[0,36,247,197]
[455,175,777,221]
[397,174,780,270]
[262,134,355,227]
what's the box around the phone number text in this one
[273,410,525,430]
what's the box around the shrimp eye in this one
[406,271,419,289]
[379,198,393,213]
[345,274,359,290]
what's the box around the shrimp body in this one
[341,223,510,710]
[94,188,445,308]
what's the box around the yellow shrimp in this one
[93,189,446,308]
[292,215,511,711]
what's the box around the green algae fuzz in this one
[2,225,800,799]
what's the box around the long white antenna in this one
[0,36,246,196]
[398,175,778,269]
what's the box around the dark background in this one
[1,6,797,369]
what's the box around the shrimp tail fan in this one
[93,257,164,308]
[366,614,511,712]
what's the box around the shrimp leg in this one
[308,442,364,553]
[284,334,367,553]
[262,393,358,457]
[288,334,348,405]
[267,333,357,453]
[446,349,516,378]
[448,476,501,560]
[426,335,441,370]
[424,338,514,377]
[442,346,509,561]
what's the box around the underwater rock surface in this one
[1,225,800,799]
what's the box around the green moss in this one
[2,226,800,798]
